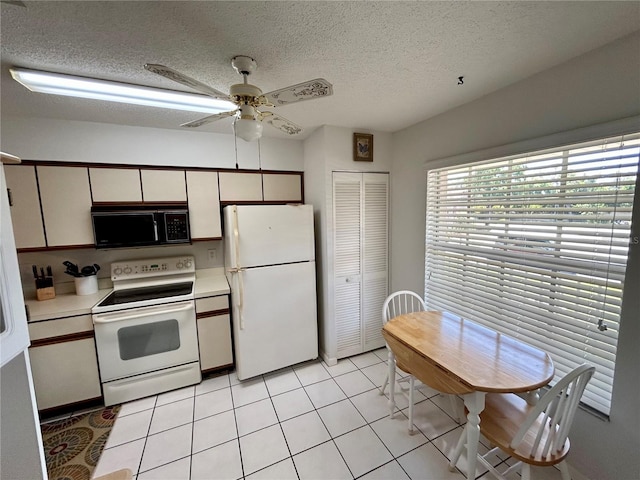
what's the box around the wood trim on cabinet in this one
[17,243,96,253]
[196,308,230,319]
[38,396,103,420]
[30,330,95,348]
[191,237,223,242]
[202,364,234,377]
[20,159,304,176]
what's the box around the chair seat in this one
[480,392,571,467]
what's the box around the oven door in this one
[92,300,198,382]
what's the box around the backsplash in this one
[18,240,224,298]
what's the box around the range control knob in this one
[124,267,132,274]
[185,260,193,269]
[114,267,122,276]
[176,262,184,269]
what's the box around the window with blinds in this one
[425,133,639,415]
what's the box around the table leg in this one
[462,391,485,479]
[387,349,396,418]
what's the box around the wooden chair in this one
[380,290,460,433]
[449,364,595,480]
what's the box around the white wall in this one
[1,117,304,171]
[391,31,640,479]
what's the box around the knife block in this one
[36,285,56,301]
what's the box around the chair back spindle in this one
[511,364,595,461]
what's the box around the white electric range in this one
[92,255,201,406]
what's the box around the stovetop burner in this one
[92,255,196,313]
[98,281,194,308]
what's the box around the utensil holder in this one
[75,275,98,296]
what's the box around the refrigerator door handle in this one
[227,266,246,330]
[232,206,246,330]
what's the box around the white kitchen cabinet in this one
[186,171,222,239]
[141,169,187,202]
[37,166,94,247]
[3,165,46,249]
[89,167,142,202]
[262,173,303,202]
[333,172,389,359]
[195,295,233,372]
[218,172,263,202]
[28,314,101,411]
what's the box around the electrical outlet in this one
[208,248,217,261]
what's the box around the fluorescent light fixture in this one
[10,68,236,114]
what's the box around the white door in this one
[224,204,315,269]
[229,261,318,380]
[332,172,388,359]
[0,164,30,367]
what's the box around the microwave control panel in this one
[165,213,190,242]
[111,256,195,281]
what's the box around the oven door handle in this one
[93,301,194,324]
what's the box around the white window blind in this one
[425,133,639,415]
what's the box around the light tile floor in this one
[50,348,566,480]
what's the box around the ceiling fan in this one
[144,55,333,141]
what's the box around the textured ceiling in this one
[1,1,639,140]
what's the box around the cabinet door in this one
[196,295,232,371]
[3,165,46,249]
[262,173,303,202]
[29,337,102,410]
[186,171,221,239]
[141,169,187,202]
[219,172,263,202]
[90,168,142,202]
[38,166,94,247]
[197,314,233,371]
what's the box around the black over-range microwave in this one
[91,205,191,249]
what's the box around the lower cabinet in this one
[28,315,102,412]
[195,295,233,373]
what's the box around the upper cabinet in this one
[186,171,221,239]
[7,163,303,251]
[263,173,303,202]
[38,166,94,247]
[218,172,263,202]
[141,169,187,202]
[89,168,142,202]
[4,165,46,249]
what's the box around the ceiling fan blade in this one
[144,63,230,100]
[260,112,303,136]
[262,78,333,106]
[180,109,238,128]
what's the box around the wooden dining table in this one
[382,311,554,479]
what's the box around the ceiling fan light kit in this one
[145,54,333,141]
[9,68,236,114]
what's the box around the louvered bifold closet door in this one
[333,172,363,357]
[362,173,389,351]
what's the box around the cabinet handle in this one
[6,188,13,207]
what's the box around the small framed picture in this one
[353,133,373,162]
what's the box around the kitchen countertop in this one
[25,267,229,323]
[195,267,230,298]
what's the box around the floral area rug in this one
[41,405,120,480]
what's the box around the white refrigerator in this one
[224,204,318,380]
